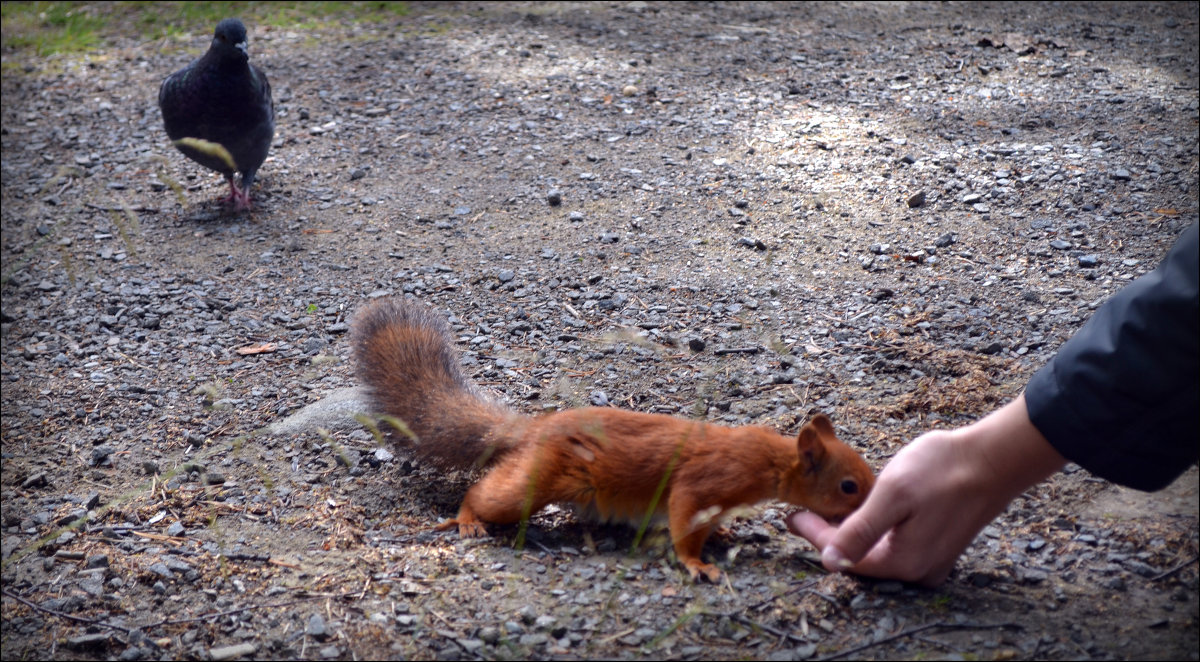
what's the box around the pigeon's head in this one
[211,18,249,60]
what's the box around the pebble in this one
[547,190,562,206]
[147,563,173,580]
[67,633,111,651]
[1077,254,1100,268]
[210,643,257,661]
[307,613,327,638]
[90,445,115,466]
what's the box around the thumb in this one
[824,484,910,569]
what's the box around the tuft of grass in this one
[1,2,107,55]
[2,1,410,57]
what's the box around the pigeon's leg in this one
[219,174,245,206]
[232,188,253,211]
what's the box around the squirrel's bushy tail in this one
[352,298,522,469]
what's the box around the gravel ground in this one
[2,2,1197,660]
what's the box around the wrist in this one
[954,394,1067,501]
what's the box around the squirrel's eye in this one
[840,479,858,495]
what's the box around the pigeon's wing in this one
[229,64,274,189]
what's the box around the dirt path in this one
[2,2,1196,659]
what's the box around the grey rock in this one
[210,643,257,661]
[67,633,111,651]
[307,613,327,638]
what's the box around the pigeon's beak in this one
[236,41,248,56]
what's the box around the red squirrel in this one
[352,298,875,581]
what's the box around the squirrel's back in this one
[352,298,520,468]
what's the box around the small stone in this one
[622,84,638,97]
[568,211,584,222]
[967,571,994,587]
[497,269,515,283]
[688,337,706,352]
[209,643,257,661]
[307,613,327,638]
[1110,168,1132,181]
[165,521,186,537]
[1050,239,1072,250]
[906,191,926,208]
[148,562,173,579]
[547,190,562,206]
[90,445,115,466]
[874,581,904,594]
[1078,254,1100,268]
[934,232,955,248]
[21,472,48,489]
[67,633,111,651]
[962,193,983,204]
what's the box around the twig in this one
[728,610,808,645]
[714,346,762,355]
[2,588,132,633]
[746,578,820,612]
[146,596,325,628]
[1150,554,1198,582]
[84,203,161,214]
[818,621,1023,660]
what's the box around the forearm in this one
[959,394,1068,505]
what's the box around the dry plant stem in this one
[818,621,1023,661]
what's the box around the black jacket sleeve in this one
[1024,222,1199,491]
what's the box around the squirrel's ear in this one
[807,413,836,438]
[796,418,828,474]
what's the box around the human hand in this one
[788,395,1066,586]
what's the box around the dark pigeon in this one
[159,18,274,211]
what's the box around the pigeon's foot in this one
[220,177,252,211]
[232,189,254,212]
